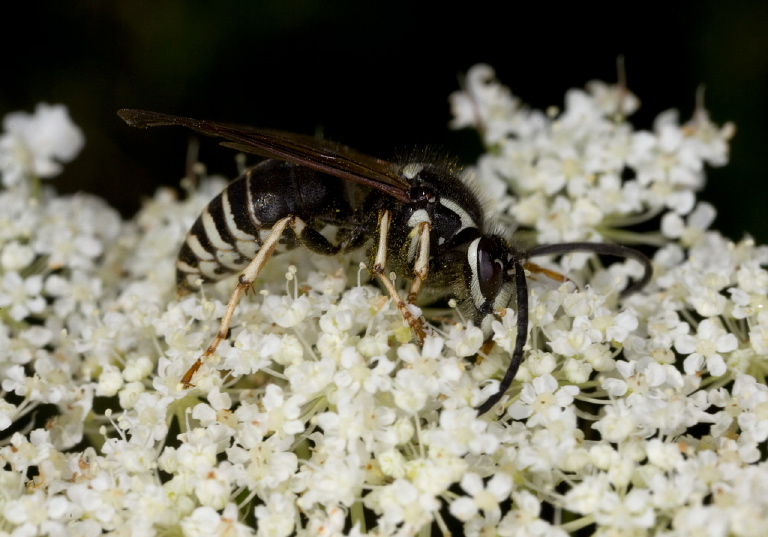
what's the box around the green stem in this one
[350,500,366,534]
[559,514,595,533]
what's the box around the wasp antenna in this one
[476,258,529,415]
[526,242,653,298]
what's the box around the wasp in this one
[118,109,652,414]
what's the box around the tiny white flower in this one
[498,489,569,537]
[268,294,311,328]
[445,323,484,358]
[0,272,46,321]
[260,384,307,437]
[674,318,737,376]
[194,467,233,510]
[645,438,683,471]
[118,381,145,410]
[592,400,637,442]
[507,374,579,426]
[0,241,36,271]
[286,356,335,400]
[0,399,17,430]
[594,488,655,529]
[96,364,124,397]
[182,503,254,537]
[449,471,513,521]
[378,449,408,479]
[661,201,716,246]
[449,63,521,145]
[120,392,171,442]
[122,355,153,382]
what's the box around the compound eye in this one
[477,237,504,302]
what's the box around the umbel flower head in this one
[0,103,84,188]
[1,65,767,537]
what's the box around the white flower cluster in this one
[0,65,766,536]
[0,103,85,188]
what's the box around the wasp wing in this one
[118,109,411,202]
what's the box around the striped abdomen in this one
[176,160,353,294]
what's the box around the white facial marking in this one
[467,238,484,308]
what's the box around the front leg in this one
[373,210,427,342]
[406,221,431,304]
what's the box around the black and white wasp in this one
[118,109,652,414]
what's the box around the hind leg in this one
[181,215,344,387]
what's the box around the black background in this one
[4,1,767,244]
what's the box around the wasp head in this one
[464,235,522,336]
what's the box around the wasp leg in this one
[406,221,431,304]
[181,215,296,388]
[373,210,427,342]
[181,214,352,388]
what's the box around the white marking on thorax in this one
[401,162,424,179]
[438,198,477,232]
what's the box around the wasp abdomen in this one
[176,160,352,294]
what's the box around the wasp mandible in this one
[118,109,653,414]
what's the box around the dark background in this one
[3,1,767,244]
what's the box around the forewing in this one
[118,109,411,201]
